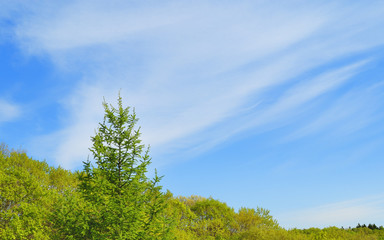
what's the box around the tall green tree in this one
[74,95,171,239]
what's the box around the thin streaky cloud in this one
[151,60,370,165]
[4,1,383,169]
[284,87,382,142]
[225,61,369,140]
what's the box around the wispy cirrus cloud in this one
[163,60,376,162]
[284,83,384,142]
[4,1,384,169]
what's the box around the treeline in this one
[1,97,384,239]
[355,223,384,230]
[2,145,384,239]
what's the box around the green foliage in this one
[2,97,384,240]
[54,95,172,239]
[2,144,384,240]
[188,196,236,238]
[235,207,279,231]
[0,144,77,239]
[163,195,283,240]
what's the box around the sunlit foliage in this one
[52,95,172,239]
[0,144,77,239]
[1,97,384,239]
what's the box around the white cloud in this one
[28,82,107,169]
[255,61,367,123]
[277,195,384,229]
[164,60,369,158]
[7,1,384,168]
[284,85,382,142]
[0,100,21,123]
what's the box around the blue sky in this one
[1,0,384,229]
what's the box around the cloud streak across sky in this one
[5,1,382,168]
[1,1,384,228]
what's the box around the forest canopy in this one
[1,97,383,240]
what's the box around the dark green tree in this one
[67,95,172,239]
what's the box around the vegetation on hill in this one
[1,97,383,239]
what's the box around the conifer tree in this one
[77,95,172,239]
